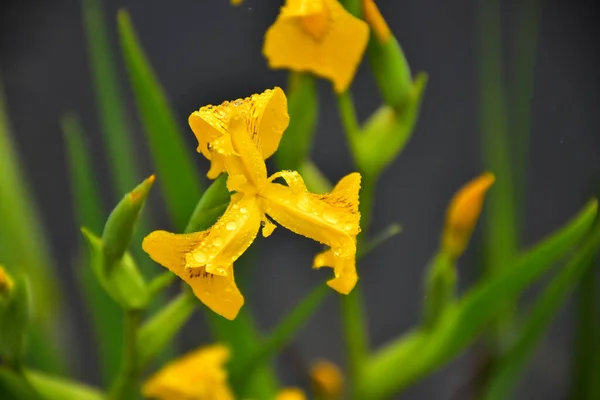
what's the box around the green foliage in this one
[357,200,598,399]
[118,10,203,231]
[0,274,31,364]
[483,222,600,400]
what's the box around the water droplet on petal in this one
[240,207,248,214]
[344,223,353,231]
[216,267,226,275]
[194,251,207,264]
[226,221,238,231]
[323,210,339,224]
[212,236,224,247]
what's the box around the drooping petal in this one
[188,87,289,178]
[142,230,244,320]
[261,171,361,292]
[184,194,262,276]
[263,0,369,92]
[313,248,357,294]
[143,344,234,400]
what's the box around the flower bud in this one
[442,173,495,259]
[102,175,155,271]
[0,266,13,298]
[310,359,344,399]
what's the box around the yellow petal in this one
[261,171,361,292]
[184,194,262,276]
[313,247,357,294]
[143,344,234,400]
[276,387,307,400]
[261,216,277,238]
[142,230,244,320]
[263,0,369,92]
[189,87,289,177]
[442,173,495,258]
[310,359,344,399]
[223,116,268,193]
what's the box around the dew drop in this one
[240,207,248,214]
[216,267,226,275]
[297,196,310,211]
[226,221,238,231]
[344,223,353,231]
[323,210,340,224]
[212,236,224,247]
[194,251,207,264]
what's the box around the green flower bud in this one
[102,175,155,271]
[82,228,149,310]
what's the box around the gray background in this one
[1,0,599,398]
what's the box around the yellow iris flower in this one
[143,88,361,320]
[263,0,369,93]
[142,344,234,400]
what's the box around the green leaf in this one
[276,73,318,171]
[26,370,104,400]
[0,79,66,373]
[358,200,598,399]
[136,291,197,368]
[81,0,139,196]
[478,0,519,350]
[483,222,600,400]
[230,284,330,389]
[0,274,31,363]
[297,161,332,194]
[0,368,45,400]
[117,9,203,231]
[62,113,123,384]
[185,175,230,233]
[422,251,456,330]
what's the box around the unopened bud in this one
[310,359,344,399]
[0,266,13,297]
[275,387,307,400]
[442,173,495,258]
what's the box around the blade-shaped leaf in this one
[81,0,139,196]
[117,10,203,231]
[62,113,122,384]
[0,79,66,373]
[26,370,103,400]
[483,222,600,400]
[359,200,597,399]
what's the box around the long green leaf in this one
[484,222,600,400]
[117,10,203,231]
[26,370,104,400]
[81,0,139,196]
[478,0,519,350]
[62,113,123,384]
[358,200,597,399]
[0,79,66,373]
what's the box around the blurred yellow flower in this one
[276,387,307,400]
[442,173,495,258]
[230,0,243,6]
[310,359,344,399]
[143,344,234,400]
[0,266,13,296]
[143,88,361,320]
[263,0,369,93]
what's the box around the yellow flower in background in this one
[230,0,243,6]
[143,344,234,400]
[276,387,307,400]
[0,266,13,296]
[362,0,391,43]
[143,88,361,320]
[263,0,369,93]
[310,359,344,399]
[442,173,495,258]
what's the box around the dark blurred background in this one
[1,0,599,398]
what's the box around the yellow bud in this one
[310,359,344,399]
[0,266,13,297]
[276,387,307,400]
[230,0,243,6]
[442,173,495,258]
[363,0,391,43]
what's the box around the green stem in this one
[341,286,369,392]
[336,92,361,147]
[109,310,142,400]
